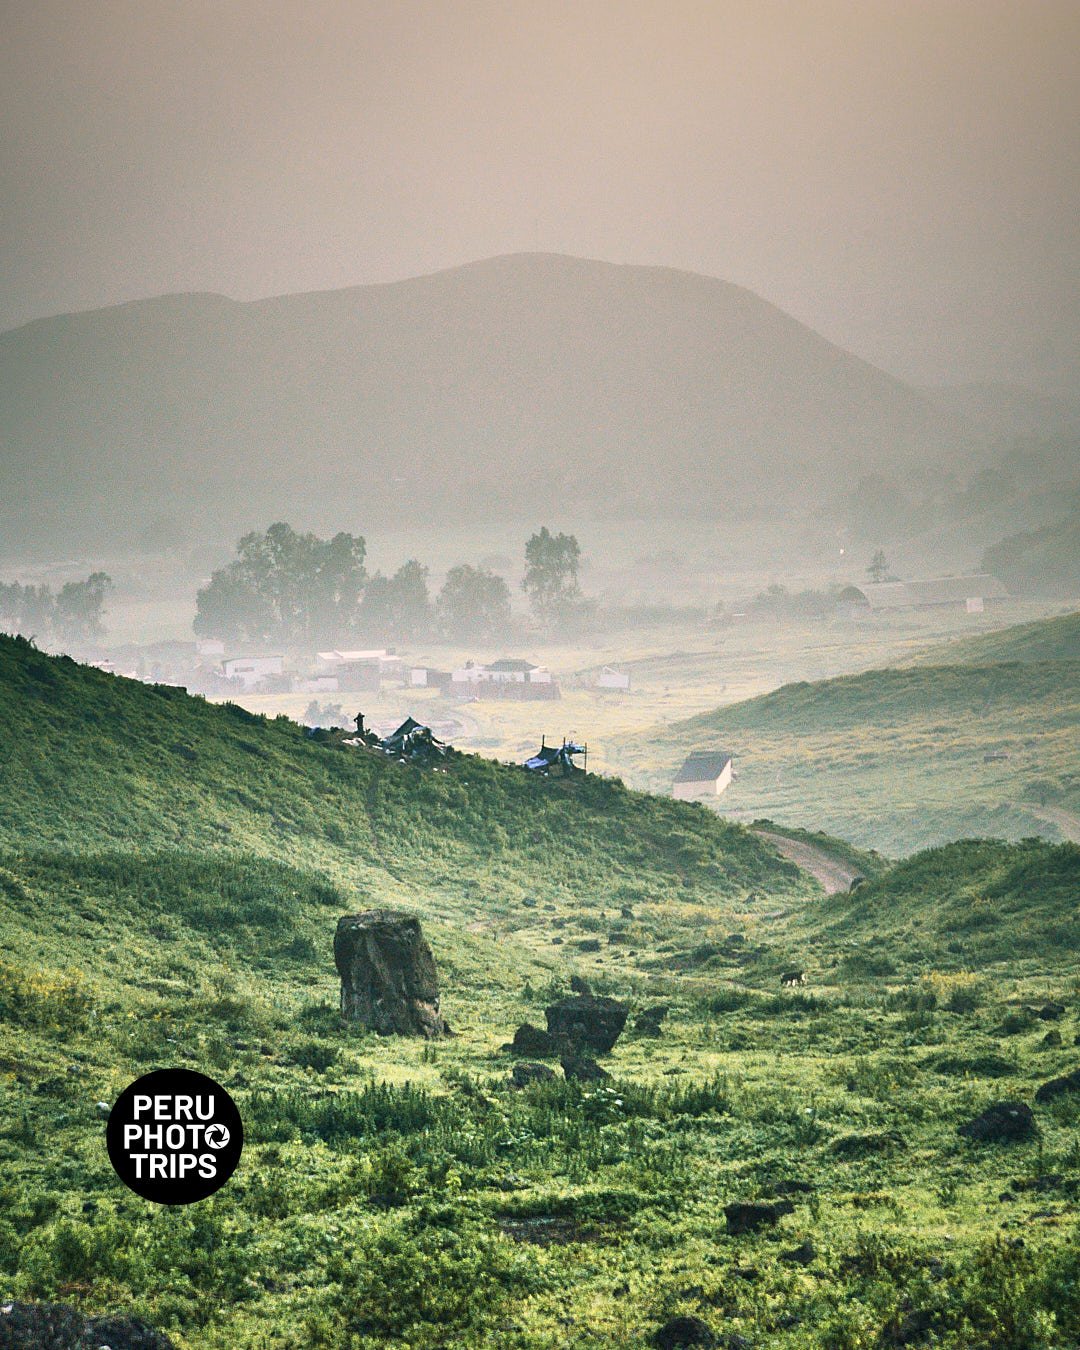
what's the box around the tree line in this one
[0,573,113,646]
[193,523,584,645]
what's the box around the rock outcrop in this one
[334,910,446,1037]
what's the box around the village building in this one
[408,667,453,690]
[843,574,1008,615]
[595,665,631,692]
[221,654,286,690]
[450,658,559,700]
[316,649,402,692]
[672,749,734,800]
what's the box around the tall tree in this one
[867,550,892,584]
[53,572,113,642]
[436,565,512,642]
[194,523,366,644]
[522,527,582,623]
[358,560,432,641]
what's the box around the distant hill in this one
[0,253,976,554]
[982,515,1080,597]
[621,655,1080,855]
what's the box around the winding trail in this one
[1021,803,1080,844]
[753,829,859,895]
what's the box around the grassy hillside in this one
[912,609,1080,666]
[3,636,1080,1348]
[624,656,1080,855]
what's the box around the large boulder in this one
[334,910,447,1037]
[545,994,628,1054]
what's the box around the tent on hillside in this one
[380,717,446,760]
[523,737,587,775]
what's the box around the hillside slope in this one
[0,633,803,915]
[0,253,974,552]
[911,609,1080,666]
[3,640,1080,1348]
[622,657,1080,855]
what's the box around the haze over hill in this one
[0,253,980,555]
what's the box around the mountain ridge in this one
[0,252,978,552]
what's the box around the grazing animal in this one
[780,970,806,987]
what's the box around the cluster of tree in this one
[751,582,844,620]
[982,514,1080,597]
[0,573,113,645]
[194,523,587,645]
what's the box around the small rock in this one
[1041,1029,1063,1048]
[509,1023,559,1058]
[1037,1002,1066,1021]
[561,1052,611,1083]
[1034,1068,1080,1103]
[958,1101,1037,1143]
[724,1200,794,1235]
[95,1101,110,1116]
[652,1315,717,1348]
[511,1062,557,1089]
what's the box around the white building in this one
[672,750,734,800]
[596,665,631,692]
[221,655,285,690]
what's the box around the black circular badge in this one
[106,1068,243,1204]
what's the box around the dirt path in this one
[753,829,860,895]
[1021,803,1080,844]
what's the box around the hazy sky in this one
[2,0,1078,387]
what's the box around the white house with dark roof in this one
[672,749,733,800]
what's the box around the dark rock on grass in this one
[882,1305,936,1347]
[1035,1067,1080,1103]
[569,973,593,995]
[561,1052,611,1083]
[635,1003,670,1035]
[652,1315,717,1348]
[334,910,446,1037]
[831,1130,906,1159]
[511,1061,557,1088]
[1036,1001,1066,1021]
[546,994,628,1054]
[1041,1029,1063,1048]
[781,1240,817,1265]
[509,1022,559,1057]
[958,1101,1037,1143]
[0,1301,175,1349]
[765,1178,816,1197]
[724,1200,795,1235]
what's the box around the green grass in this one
[3,634,1080,1348]
[626,656,1080,855]
[911,609,1080,666]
